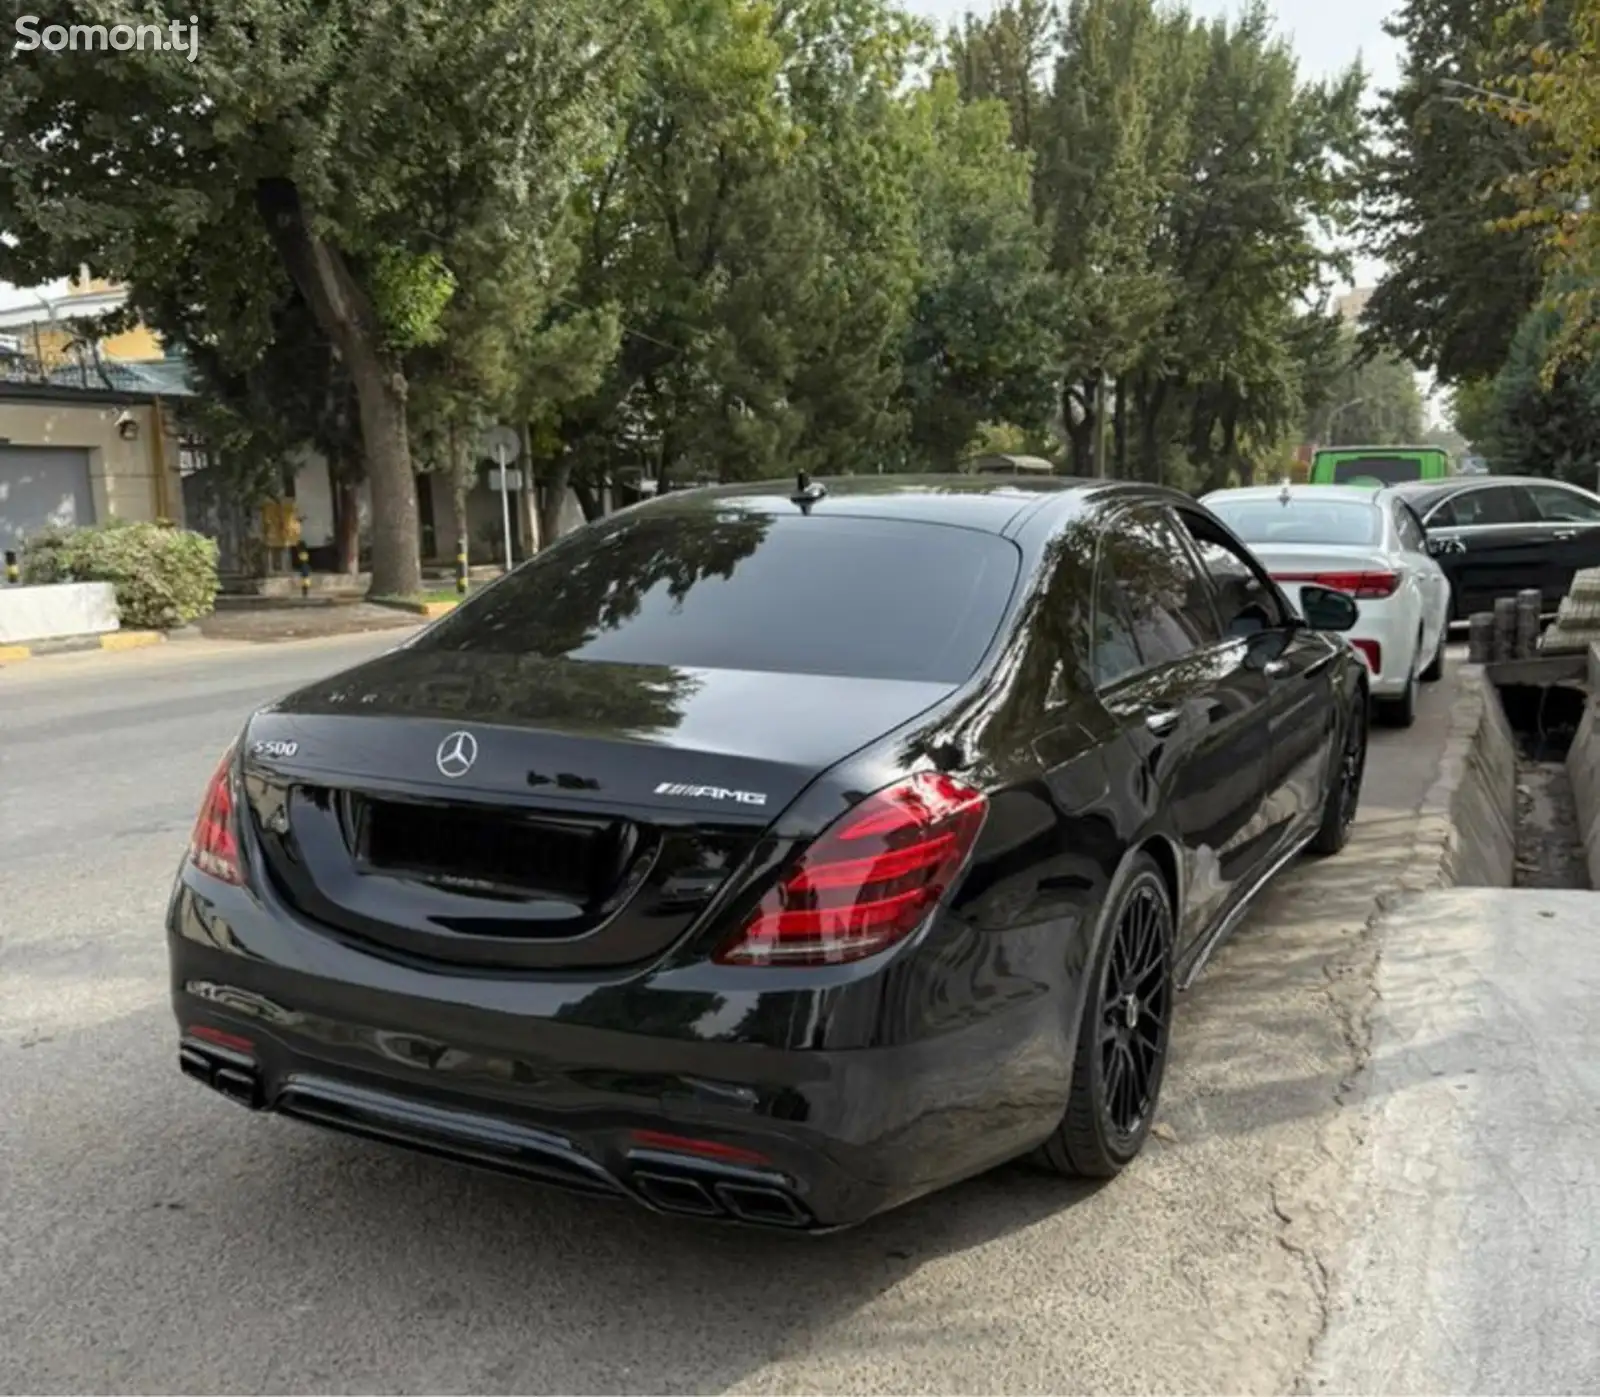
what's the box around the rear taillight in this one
[715,772,988,967]
[1350,638,1381,672]
[189,746,245,885]
[1274,570,1400,599]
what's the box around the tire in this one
[1420,625,1446,683]
[1308,697,1368,856]
[1035,853,1175,1179]
[1375,637,1419,728]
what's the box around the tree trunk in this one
[255,177,422,597]
[540,455,573,545]
[1062,380,1093,475]
[1113,374,1129,479]
[572,478,604,522]
[1137,375,1170,482]
[334,473,361,576]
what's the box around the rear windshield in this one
[1207,497,1382,546]
[1324,456,1425,485]
[412,509,1021,684]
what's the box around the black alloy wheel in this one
[1336,708,1368,835]
[1309,701,1368,856]
[1095,881,1173,1147]
[1036,854,1175,1178]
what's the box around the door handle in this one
[1554,529,1577,541]
[1264,658,1291,679]
[1145,709,1180,737]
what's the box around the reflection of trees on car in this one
[284,650,705,740]
[893,513,1217,776]
[417,510,775,659]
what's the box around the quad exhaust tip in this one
[179,1043,263,1110]
[633,1170,724,1217]
[633,1168,810,1229]
[715,1182,808,1228]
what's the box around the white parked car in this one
[1201,483,1452,727]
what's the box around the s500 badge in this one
[252,740,299,759]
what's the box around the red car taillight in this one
[189,746,245,885]
[715,772,988,967]
[1275,570,1400,599]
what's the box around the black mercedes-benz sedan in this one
[169,475,1369,1232]
[1388,474,1600,619]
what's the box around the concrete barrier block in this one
[1437,666,1518,889]
[1564,642,1600,888]
[0,582,121,645]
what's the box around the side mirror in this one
[1299,583,1359,632]
[1425,536,1445,555]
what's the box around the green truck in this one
[1308,445,1452,487]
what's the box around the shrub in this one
[20,519,220,630]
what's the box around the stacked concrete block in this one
[1539,567,1600,654]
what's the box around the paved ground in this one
[0,637,1462,1394]
[1306,888,1600,1395]
[196,600,422,644]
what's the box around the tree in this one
[896,74,1057,467]
[1122,5,1365,486]
[1361,0,1551,383]
[1448,375,1500,447]
[0,0,636,595]
[1302,327,1428,445]
[560,0,928,489]
[1482,293,1600,480]
[1482,0,1600,366]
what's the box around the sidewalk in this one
[1303,887,1600,1395]
[196,600,423,643]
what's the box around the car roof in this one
[1387,475,1590,508]
[626,473,1186,537]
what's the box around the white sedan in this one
[1201,483,1452,727]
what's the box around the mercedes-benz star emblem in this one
[435,730,479,779]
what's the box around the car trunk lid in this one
[238,647,953,971]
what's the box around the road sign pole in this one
[497,445,514,571]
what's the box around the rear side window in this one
[1100,508,1221,667]
[1428,486,1532,527]
[1206,497,1381,546]
[411,509,1021,684]
[1525,483,1600,523]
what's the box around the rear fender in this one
[1063,835,1182,1051]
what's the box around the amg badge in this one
[655,782,768,807]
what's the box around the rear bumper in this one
[167,873,1077,1230]
[1349,610,1420,696]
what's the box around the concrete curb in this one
[1402,663,1519,892]
[1564,641,1600,887]
[374,598,459,619]
[0,629,167,666]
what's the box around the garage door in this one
[0,446,95,553]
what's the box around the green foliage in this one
[1449,377,1499,448]
[20,521,221,630]
[1482,295,1600,481]
[0,0,1376,526]
[1480,0,1600,368]
[368,248,457,353]
[1301,326,1427,445]
[897,75,1057,467]
[1360,0,1551,382]
[0,0,638,594]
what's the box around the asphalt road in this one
[0,635,1462,1395]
